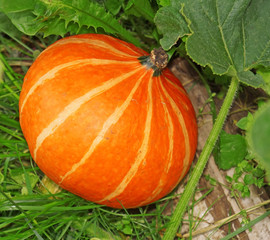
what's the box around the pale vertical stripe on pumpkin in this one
[166,79,187,96]
[139,77,174,206]
[59,71,148,184]
[164,75,190,111]
[159,78,191,181]
[163,102,174,173]
[33,67,144,161]
[158,79,174,174]
[43,37,139,58]
[20,59,137,114]
[99,74,154,203]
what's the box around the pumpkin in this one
[19,34,198,209]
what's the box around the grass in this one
[1,34,270,240]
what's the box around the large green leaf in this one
[0,0,141,46]
[257,67,270,95]
[155,0,270,88]
[247,101,270,180]
[0,13,22,37]
[0,0,34,12]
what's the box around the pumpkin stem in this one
[138,47,168,77]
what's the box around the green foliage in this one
[226,160,267,198]
[154,0,189,50]
[115,217,134,235]
[103,0,124,16]
[206,160,267,200]
[247,101,270,180]
[158,0,171,7]
[125,0,155,23]
[0,13,22,38]
[257,66,270,95]
[0,0,141,46]
[0,0,34,12]
[155,0,270,88]
[236,112,254,131]
[73,220,122,240]
[215,131,247,170]
[10,168,39,195]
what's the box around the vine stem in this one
[163,77,239,240]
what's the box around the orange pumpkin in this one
[19,34,197,209]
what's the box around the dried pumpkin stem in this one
[150,47,169,70]
[138,47,168,76]
[163,76,239,240]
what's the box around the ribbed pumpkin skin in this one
[19,34,197,208]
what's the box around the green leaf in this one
[236,112,253,131]
[73,221,122,240]
[252,167,264,178]
[236,71,264,88]
[234,182,244,192]
[0,0,34,12]
[241,185,250,197]
[5,10,40,36]
[104,0,123,15]
[158,0,171,7]
[247,101,270,180]
[10,170,39,195]
[125,0,155,23]
[254,177,264,188]
[157,0,270,88]
[0,13,22,37]
[243,174,254,185]
[216,131,247,170]
[1,0,141,46]
[257,66,270,95]
[183,0,270,72]
[154,0,190,50]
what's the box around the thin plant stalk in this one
[163,77,239,240]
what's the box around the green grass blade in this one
[220,211,270,240]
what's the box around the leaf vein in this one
[215,0,234,68]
